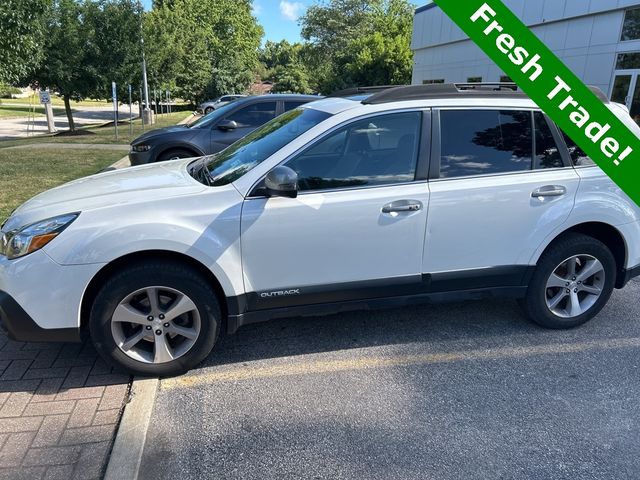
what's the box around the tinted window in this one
[622,8,640,41]
[226,102,277,127]
[187,101,240,129]
[561,131,595,166]
[205,108,331,185]
[284,101,308,111]
[439,110,532,178]
[287,112,422,191]
[616,53,640,70]
[534,112,564,169]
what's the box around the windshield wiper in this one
[198,157,214,186]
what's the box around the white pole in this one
[129,84,133,136]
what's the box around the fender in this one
[155,141,205,161]
[44,187,245,299]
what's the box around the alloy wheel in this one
[111,286,201,364]
[544,254,605,319]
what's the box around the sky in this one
[140,0,313,44]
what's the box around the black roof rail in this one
[356,82,611,105]
[326,85,395,97]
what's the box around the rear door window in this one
[534,112,565,169]
[439,109,532,179]
[226,102,277,127]
[284,101,309,111]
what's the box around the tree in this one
[259,41,312,94]
[0,0,51,85]
[31,0,93,131]
[144,0,263,104]
[85,0,143,102]
[300,0,414,93]
[28,0,143,131]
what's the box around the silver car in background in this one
[198,94,246,114]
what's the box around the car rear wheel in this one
[521,233,616,329]
[157,148,197,162]
[204,106,214,114]
[89,261,221,376]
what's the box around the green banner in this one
[433,0,640,207]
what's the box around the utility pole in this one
[140,87,145,132]
[128,84,133,137]
[138,0,153,125]
[141,38,152,125]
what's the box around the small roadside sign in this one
[39,91,50,104]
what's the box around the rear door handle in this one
[531,185,567,198]
[382,200,423,214]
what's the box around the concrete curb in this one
[110,155,131,169]
[104,377,159,480]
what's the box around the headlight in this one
[0,213,79,260]
[131,144,151,152]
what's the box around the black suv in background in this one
[129,94,320,165]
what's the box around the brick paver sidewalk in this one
[0,332,131,480]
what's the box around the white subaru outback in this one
[1,84,639,376]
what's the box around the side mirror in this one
[217,119,238,131]
[265,166,298,198]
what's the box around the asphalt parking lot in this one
[139,278,640,480]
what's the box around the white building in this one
[412,1,640,118]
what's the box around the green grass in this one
[0,111,194,148]
[0,147,125,221]
[2,96,108,108]
[0,110,194,221]
[0,104,68,118]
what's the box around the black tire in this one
[156,148,197,162]
[204,106,214,114]
[89,261,221,377]
[521,233,616,329]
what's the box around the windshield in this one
[187,101,240,129]
[205,107,331,186]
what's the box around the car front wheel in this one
[522,233,616,329]
[89,261,221,376]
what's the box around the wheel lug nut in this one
[574,288,578,293]
[163,323,169,328]
[565,282,570,286]
[572,276,576,281]
[147,316,154,321]
[155,329,162,335]
[145,325,152,330]
[566,288,570,293]
[159,314,165,320]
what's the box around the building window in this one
[621,7,640,41]
[423,79,445,84]
[616,52,640,70]
[467,77,482,83]
[500,75,513,83]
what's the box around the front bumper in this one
[129,149,155,166]
[0,290,80,342]
[0,250,103,342]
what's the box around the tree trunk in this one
[63,94,75,132]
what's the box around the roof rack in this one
[326,85,395,97]
[351,82,610,105]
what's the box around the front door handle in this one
[531,185,567,198]
[382,200,423,214]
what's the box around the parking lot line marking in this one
[161,337,640,390]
